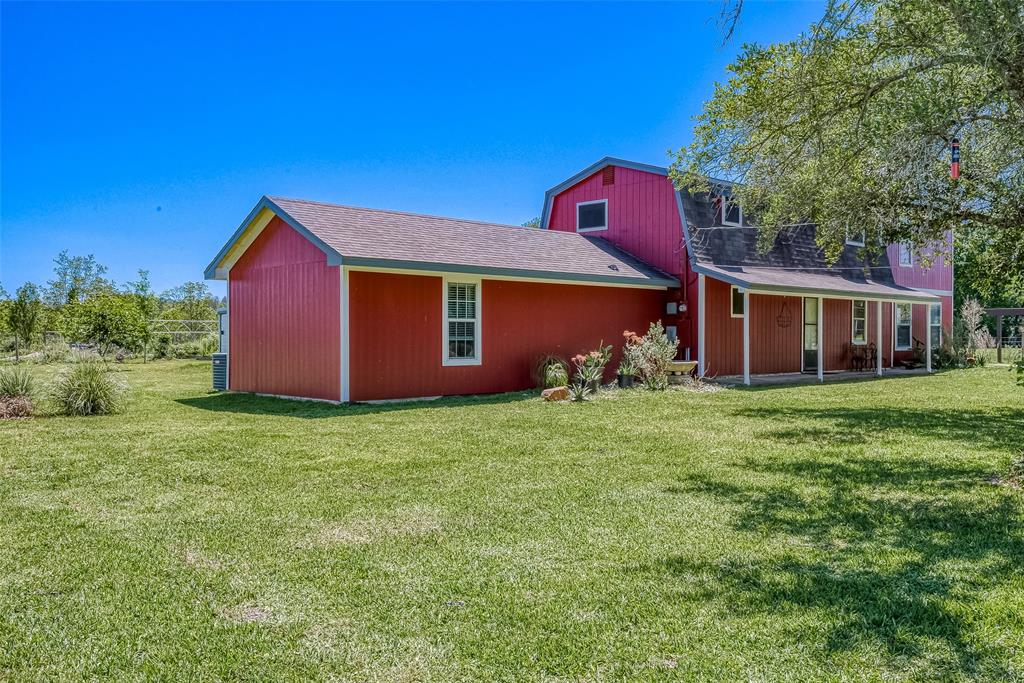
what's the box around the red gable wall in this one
[547,166,685,277]
[229,216,340,400]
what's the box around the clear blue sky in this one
[1,1,823,297]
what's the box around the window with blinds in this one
[852,299,867,344]
[446,282,478,362]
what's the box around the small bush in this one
[623,322,679,390]
[0,396,33,418]
[566,381,592,402]
[50,362,127,416]
[36,339,71,364]
[0,366,34,399]
[534,356,569,389]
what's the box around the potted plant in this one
[617,358,637,388]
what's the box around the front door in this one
[803,297,818,372]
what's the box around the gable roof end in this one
[539,157,671,230]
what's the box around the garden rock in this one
[541,386,569,401]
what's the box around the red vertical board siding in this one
[547,167,684,277]
[229,217,340,400]
[348,271,665,401]
[750,294,803,374]
[703,278,802,376]
[888,231,954,291]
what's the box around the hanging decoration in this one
[776,300,793,328]
[951,138,960,180]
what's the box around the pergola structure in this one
[984,307,1024,363]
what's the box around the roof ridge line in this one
[267,195,579,236]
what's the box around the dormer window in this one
[576,199,607,233]
[714,193,743,226]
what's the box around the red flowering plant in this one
[571,342,613,391]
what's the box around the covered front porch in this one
[695,267,941,386]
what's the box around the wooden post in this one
[996,314,1003,364]
[817,297,824,383]
[743,290,750,386]
[876,300,883,377]
[698,274,706,378]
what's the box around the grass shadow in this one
[176,389,536,418]
[734,406,1023,452]
[662,453,1023,678]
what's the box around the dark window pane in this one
[731,288,744,315]
[578,202,606,230]
[724,200,741,224]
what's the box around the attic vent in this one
[602,166,615,185]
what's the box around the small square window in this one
[731,286,745,317]
[846,230,865,247]
[576,200,607,232]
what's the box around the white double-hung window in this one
[895,303,913,350]
[852,299,867,344]
[443,278,481,366]
[930,302,942,348]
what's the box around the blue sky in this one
[1,1,823,297]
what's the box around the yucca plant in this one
[50,362,127,416]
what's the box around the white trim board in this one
[344,265,669,290]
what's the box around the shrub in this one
[0,366,35,419]
[0,366,34,399]
[534,356,569,389]
[571,343,612,391]
[623,322,679,390]
[50,362,127,416]
[1012,358,1024,387]
[0,396,33,419]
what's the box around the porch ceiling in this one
[695,263,939,303]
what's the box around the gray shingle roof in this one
[679,189,938,302]
[206,196,678,288]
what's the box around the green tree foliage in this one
[672,0,1024,300]
[125,270,160,360]
[7,283,42,362]
[161,281,217,321]
[45,251,113,305]
[521,217,542,228]
[62,293,148,357]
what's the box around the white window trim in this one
[720,196,743,227]
[846,230,865,247]
[898,242,913,267]
[851,299,867,345]
[730,285,745,318]
[575,199,608,233]
[894,302,913,350]
[442,276,482,367]
[929,302,942,347]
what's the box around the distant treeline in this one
[0,251,223,360]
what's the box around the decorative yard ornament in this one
[951,138,960,180]
[776,300,792,328]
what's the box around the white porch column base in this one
[817,297,824,383]
[876,299,883,377]
[742,290,750,386]
[698,274,706,378]
[926,304,932,373]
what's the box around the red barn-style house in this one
[205,158,951,401]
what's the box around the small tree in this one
[7,284,42,363]
[959,298,987,354]
[126,270,159,361]
[161,281,217,321]
[69,293,149,358]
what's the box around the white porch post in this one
[817,296,824,383]
[698,274,706,378]
[742,290,751,386]
[925,303,932,373]
[876,299,883,377]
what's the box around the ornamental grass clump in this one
[0,366,35,418]
[50,362,127,416]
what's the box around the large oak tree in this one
[672,0,1024,304]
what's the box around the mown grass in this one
[1,361,1022,681]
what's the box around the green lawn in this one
[1,361,1022,681]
